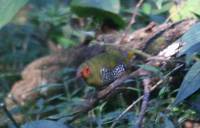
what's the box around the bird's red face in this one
[77,65,91,79]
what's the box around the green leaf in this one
[70,0,126,28]
[141,3,152,15]
[22,120,68,128]
[152,2,172,15]
[138,64,161,74]
[56,36,77,48]
[178,23,200,56]
[155,0,167,9]
[0,0,29,29]
[169,0,200,21]
[174,61,200,105]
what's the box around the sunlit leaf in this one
[0,0,29,29]
[141,3,152,15]
[169,0,200,21]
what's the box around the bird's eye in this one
[82,66,91,78]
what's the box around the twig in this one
[110,64,184,128]
[116,0,144,44]
[0,101,20,128]
[111,82,159,128]
[132,39,182,128]
[135,76,151,128]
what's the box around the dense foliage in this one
[1,0,200,128]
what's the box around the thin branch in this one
[116,0,145,44]
[135,76,151,128]
[0,101,20,128]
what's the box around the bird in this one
[76,47,134,87]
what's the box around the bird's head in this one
[76,61,103,87]
[76,64,92,79]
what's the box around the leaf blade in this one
[0,0,29,29]
[174,61,200,105]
